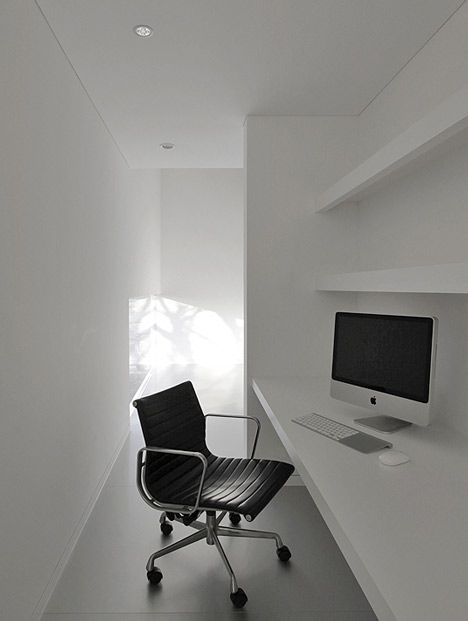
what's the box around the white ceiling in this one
[37,0,463,169]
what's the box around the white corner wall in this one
[0,3,161,620]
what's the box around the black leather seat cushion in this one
[147,454,294,521]
[134,381,294,521]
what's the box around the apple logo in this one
[370,396,377,405]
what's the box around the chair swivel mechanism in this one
[133,381,295,608]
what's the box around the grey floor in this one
[42,367,377,621]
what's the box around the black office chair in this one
[133,381,295,608]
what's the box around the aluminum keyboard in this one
[292,412,359,441]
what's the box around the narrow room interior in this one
[2,2,468,621]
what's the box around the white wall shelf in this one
[315,84,468,213]
[315,262,468,294]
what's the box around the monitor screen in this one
[332,313,434,403]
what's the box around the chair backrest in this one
[133,381,209,501]
[134,380,208,453]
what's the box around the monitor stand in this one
[354,415,412,433]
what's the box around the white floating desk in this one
[253,377,468,621]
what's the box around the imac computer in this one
[330,312,438,432]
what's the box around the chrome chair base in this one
[146,510,290,606]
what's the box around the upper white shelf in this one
[315,262,468,294]
[315,84,468,213]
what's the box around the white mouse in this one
[378,450,410,466]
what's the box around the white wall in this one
[351,141,468,438]
[358,1,468,157]
[159,169,244,455]
[245,117,360,460]
[0,2,161,620]
[161,169,243,336]
[352,1,468,438]
[245,0,468,462]
[159,167,243,403]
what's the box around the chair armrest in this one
[205,414,261,458]
[136,446,208,514]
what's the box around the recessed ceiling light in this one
[160,143,175,150]
[133,25,153,38]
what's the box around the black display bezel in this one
[332,312,434,403]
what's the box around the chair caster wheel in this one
[147,567,163,585]
[160,522,173,536]
[230,587,248,608]
[229,512,241,525]
[276,545,291,562]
